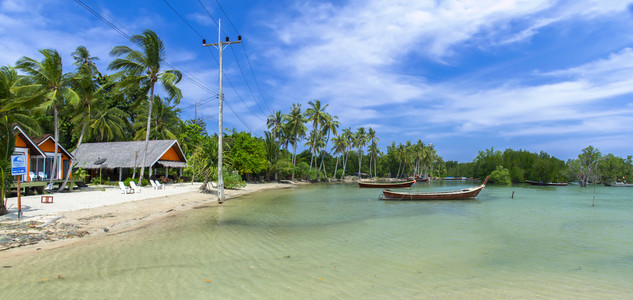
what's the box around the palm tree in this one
[266,110,284,181]
[59,46,103,191]
[13,49,79,188]
[368,141,380,178]
[366,127,378,177]
[283,103,306,180]
[108,29,183,185]
[354,127,367,179]
[341,127,353,179]
[72,46,99,76]
[331,135,346,180]
[304,99,328,171]
[0,65,41,135]
[89,106,129,142]
[318,114,339,179]
[0,117,15,215]
[133,96,182,140]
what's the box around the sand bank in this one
[0,182,295,258]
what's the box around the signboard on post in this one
[11,154,27,176]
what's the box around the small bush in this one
[224,171,246,189]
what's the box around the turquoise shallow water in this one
[1,182,633,299]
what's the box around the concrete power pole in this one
[202,19,241,204]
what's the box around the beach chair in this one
[118,182,133,194]
[38,171,47,181]
[130,181,142,193]
[44,183,54,193]
[150,179,164,190]
[29,171,36,181]
[149,179,159,190]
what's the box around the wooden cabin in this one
[12,126,72,182]
[73,140,188,181]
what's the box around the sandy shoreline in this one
[0,182,296,259]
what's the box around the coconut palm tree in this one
[341,127,353,179]
[266,110,284,181]
[368,141,380,178]
[305,99,328,171]
[318,113,339,179]
[0,116,16,215]
[89,106,128,142]
[283,103,306,180]
[133,96,182,140]
[108,29,183,185]
[366,127,378,177]
[331,135,346,180]
[72,46,99,76]
[59,46,104,191]
[354,127,367,179]
[13,49,79,188]
[0,66,41,135]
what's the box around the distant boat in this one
[380,177,489,200]
[604,182,633,187]
[406,176,429,182]
[358,180,415,188]
[525,180,568,186]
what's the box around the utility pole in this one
[203,19,241,204]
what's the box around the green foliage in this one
[224,170,246,189]
[490,165,512,185]
[598,154,633,183]
[275,159,293,179]
[123,177,148,187]
[230,132,267,176]
[73,167,89,182]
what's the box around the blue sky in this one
[1,0,633,162]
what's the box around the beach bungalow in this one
[12,125,73,182]
[72,140,187,181]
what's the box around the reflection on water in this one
[1,182,633,299]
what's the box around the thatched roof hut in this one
[73,140,187,170]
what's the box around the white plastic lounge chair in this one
[149,179,159,190]
[130,181,142,193]
[118,182,133,194]
[38,171,47,180]
[29,171,36,181]
[44,183,54,193]
[150,179,165,190]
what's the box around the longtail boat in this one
[604,182,633,187]
[358,180,415,188]
[525,180,568,186]
[380,176,489,200]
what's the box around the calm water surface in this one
[1,182,633,299]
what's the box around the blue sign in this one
[11,154,27,176]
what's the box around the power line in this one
[75,0,219,98]
[200,0,272,116]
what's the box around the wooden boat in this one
[525,180,568,186]
[358,180,415,188]
[381,177,489,200]
[604,182,633,187]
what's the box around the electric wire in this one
[75,0,219,98]
[200,0,273,116]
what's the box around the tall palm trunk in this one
[291,141,297,181]
[341,150,347,180]
[358,149,362,179]
[333,155,339,180]
[58,109,88,191]
[48,104,59,188]
[138,84,155,186]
